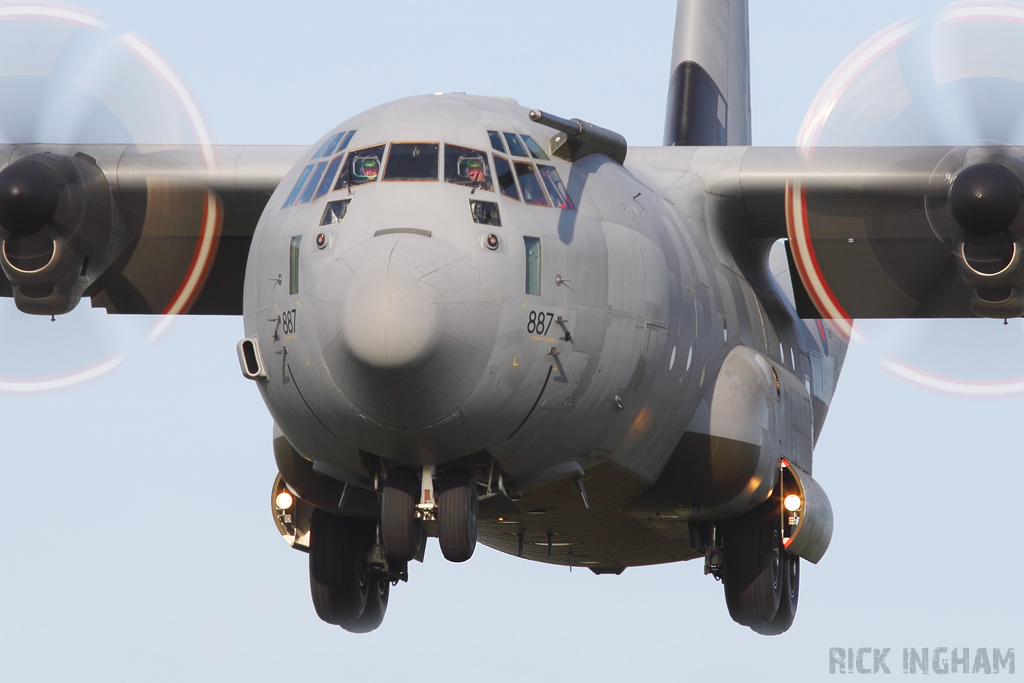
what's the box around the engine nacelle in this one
[928,150,1024,317]
[0,152,126,315]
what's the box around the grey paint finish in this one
[668,0,752,145]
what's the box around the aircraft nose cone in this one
[316,235,501,429]
[343,254,437,368]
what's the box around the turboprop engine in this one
[0,152,125,315]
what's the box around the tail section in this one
[663,0,751,146]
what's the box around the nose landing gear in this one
[380,465,480,564]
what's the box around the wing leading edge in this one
[630,144,1020,321]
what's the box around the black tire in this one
[722,501,783,627]
[342,576,390,634]
[437,468,478,563]
[309,510,370,626]
[381,467,421,563]
[752,552,799,635]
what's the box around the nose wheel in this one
[437,468,479,563]
[380,465,479,564]
[381,467,423,563]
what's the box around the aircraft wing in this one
[0,144,304,316]
[630,144,1022,322]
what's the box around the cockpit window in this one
[504,132,529,158]
[321,132,345,158]
[488,130,506,153]
[521,135,550,160]
[384,143,439,181]
[514,162,550,207]
[347,144,386,185]
[297,161,329,205]
[311,135,335,160]
[313,154,344,200]
[444,145,493,192]
[320,199,351,226]
[493,155,519,201]
[283,164,315,208]
[538,165,574,210]
[338,130,356,152]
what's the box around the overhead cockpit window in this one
[384,143,439,181]
[313,154,344,201]
[311,134,337,159]
[297,161,329,205]
[538,165,574,210]
[283,165,315,208]
[320,132,345,158]
[338,130,356,152]
[514,162,550,207]
[444,145,493,192]
[504,132,529,158]
[320,199,351,226]
[347,144,386,186]
[521,135,550,160]
[488,130,506,153]
[470,200,500,226]
[493,156,519,200]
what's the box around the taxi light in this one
[275,491,294,510]
[784,494,802,512]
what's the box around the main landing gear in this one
[719,499,800,635]
[308,509,400,634]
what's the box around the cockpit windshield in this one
[347,144,385,185]
[444,145,493,192]
[384,143,439,181]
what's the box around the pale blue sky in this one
[0,2,1020,681]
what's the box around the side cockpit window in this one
[445,145,493,192]
[384,143,439,181]
[493,156,519,200]
[283,130,359,207]
[514,162,550,207]
[488,130,506,153]
[521,134,549,160]
[538,165,574,210]
[504,132,529,158]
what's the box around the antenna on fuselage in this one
[528,109,628,165]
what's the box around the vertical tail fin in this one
[663,0,751,146]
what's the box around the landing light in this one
[275,491,294,510]
[784,494,802,512]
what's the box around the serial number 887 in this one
[527,311,554,336]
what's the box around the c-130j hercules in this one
[1,0,1020,634]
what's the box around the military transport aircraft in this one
[2,0,1023,640]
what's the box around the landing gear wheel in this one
[722,500,783,627]
[437,468,478,563]
[381,467,422,563]
[752,552,799,635]
[342,576,390,634]
[309,509,371,626]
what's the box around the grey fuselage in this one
[242,94,847,570]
